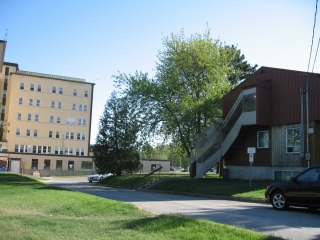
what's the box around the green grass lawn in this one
[0,172,282,240]
[102,173,276,200]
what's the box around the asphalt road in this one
[44,177,320,240]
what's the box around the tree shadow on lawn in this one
[0,172,72,191]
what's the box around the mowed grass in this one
[102,173,276,199]
[0,173,282,240]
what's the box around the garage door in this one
[10,160,20,173]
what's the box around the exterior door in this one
[10,160,20,173]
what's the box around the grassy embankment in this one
[101,172,276,200]
[0,172,281,240]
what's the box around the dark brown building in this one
[191,66,320,180]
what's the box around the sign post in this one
[247,147,256,187]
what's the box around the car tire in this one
[271,191,288,210]
[89,180,92,183]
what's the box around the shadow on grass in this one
[0,172,72,191]
[0,172,39,182]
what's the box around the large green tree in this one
[93,92,140,176]
[114,29,257,157]
[225,45,257,85]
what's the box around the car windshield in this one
[297,168,320,182]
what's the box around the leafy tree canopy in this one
[113,29,257,157]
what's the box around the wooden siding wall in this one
[310,121,320,166]
[256,82,271,125]
[223,67,320,125]
[271,124,303,167]
[226,126,271,167]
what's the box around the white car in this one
[87,173,113,182]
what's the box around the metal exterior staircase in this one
[190,88,257,178]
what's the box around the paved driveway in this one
[44,177,320,240]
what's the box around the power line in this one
[307,0,318,73]
[312,37,320,72]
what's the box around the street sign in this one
[249,153,254,163]
[247,147,256,154]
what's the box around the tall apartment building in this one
[0,40,95,176]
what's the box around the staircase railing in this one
[192,88,257,177]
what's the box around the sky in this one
[1,0,319,144]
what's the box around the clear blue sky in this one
[1,0,318,143]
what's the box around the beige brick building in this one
[0,40,95,176]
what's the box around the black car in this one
[265,164,320,210]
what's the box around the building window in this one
[81,161,93,169]
[243,93,256,112]
[57,116,61,123]
[77,133,85,140]
[66,117,75,125]
[68,160,74,171]
[73,89,77,96]
[37,85,42,92]
[76,148,84,156]
[35,114,39,122]
[44,159,51,170]
[50,116,54,123]
[72,103,76,110]
[64,147,73,155]
[34,129,38,137]
[5,67,9,76]
[29,99,33,106]
[33,146,51,154]
[36,99,40,106]
[28,113,32,121]
[31,159,38,169]
[79,104,83,111]
[65,132,74,140]
[3,90,7,98]
[84,90,88,98]
[59,87,63,94]
[58,102,62,109]
[20,83,24,90]
[15,145,31,153]
[26,129,30,136]
[286,128,301,153]
[56,160,62,170]
[30,84,34,91]
[49,131,52,138]
[19,145,24,153]
[83,105,87,112]
[55,147,64,155]
[17,113,21,120]
[78,118,86,126]
[16,128,20,136]
[19,97,23,105]
[52,86,56,93]
[56,131,59,138]
[257,131,269,148]
[51,101,55,108]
